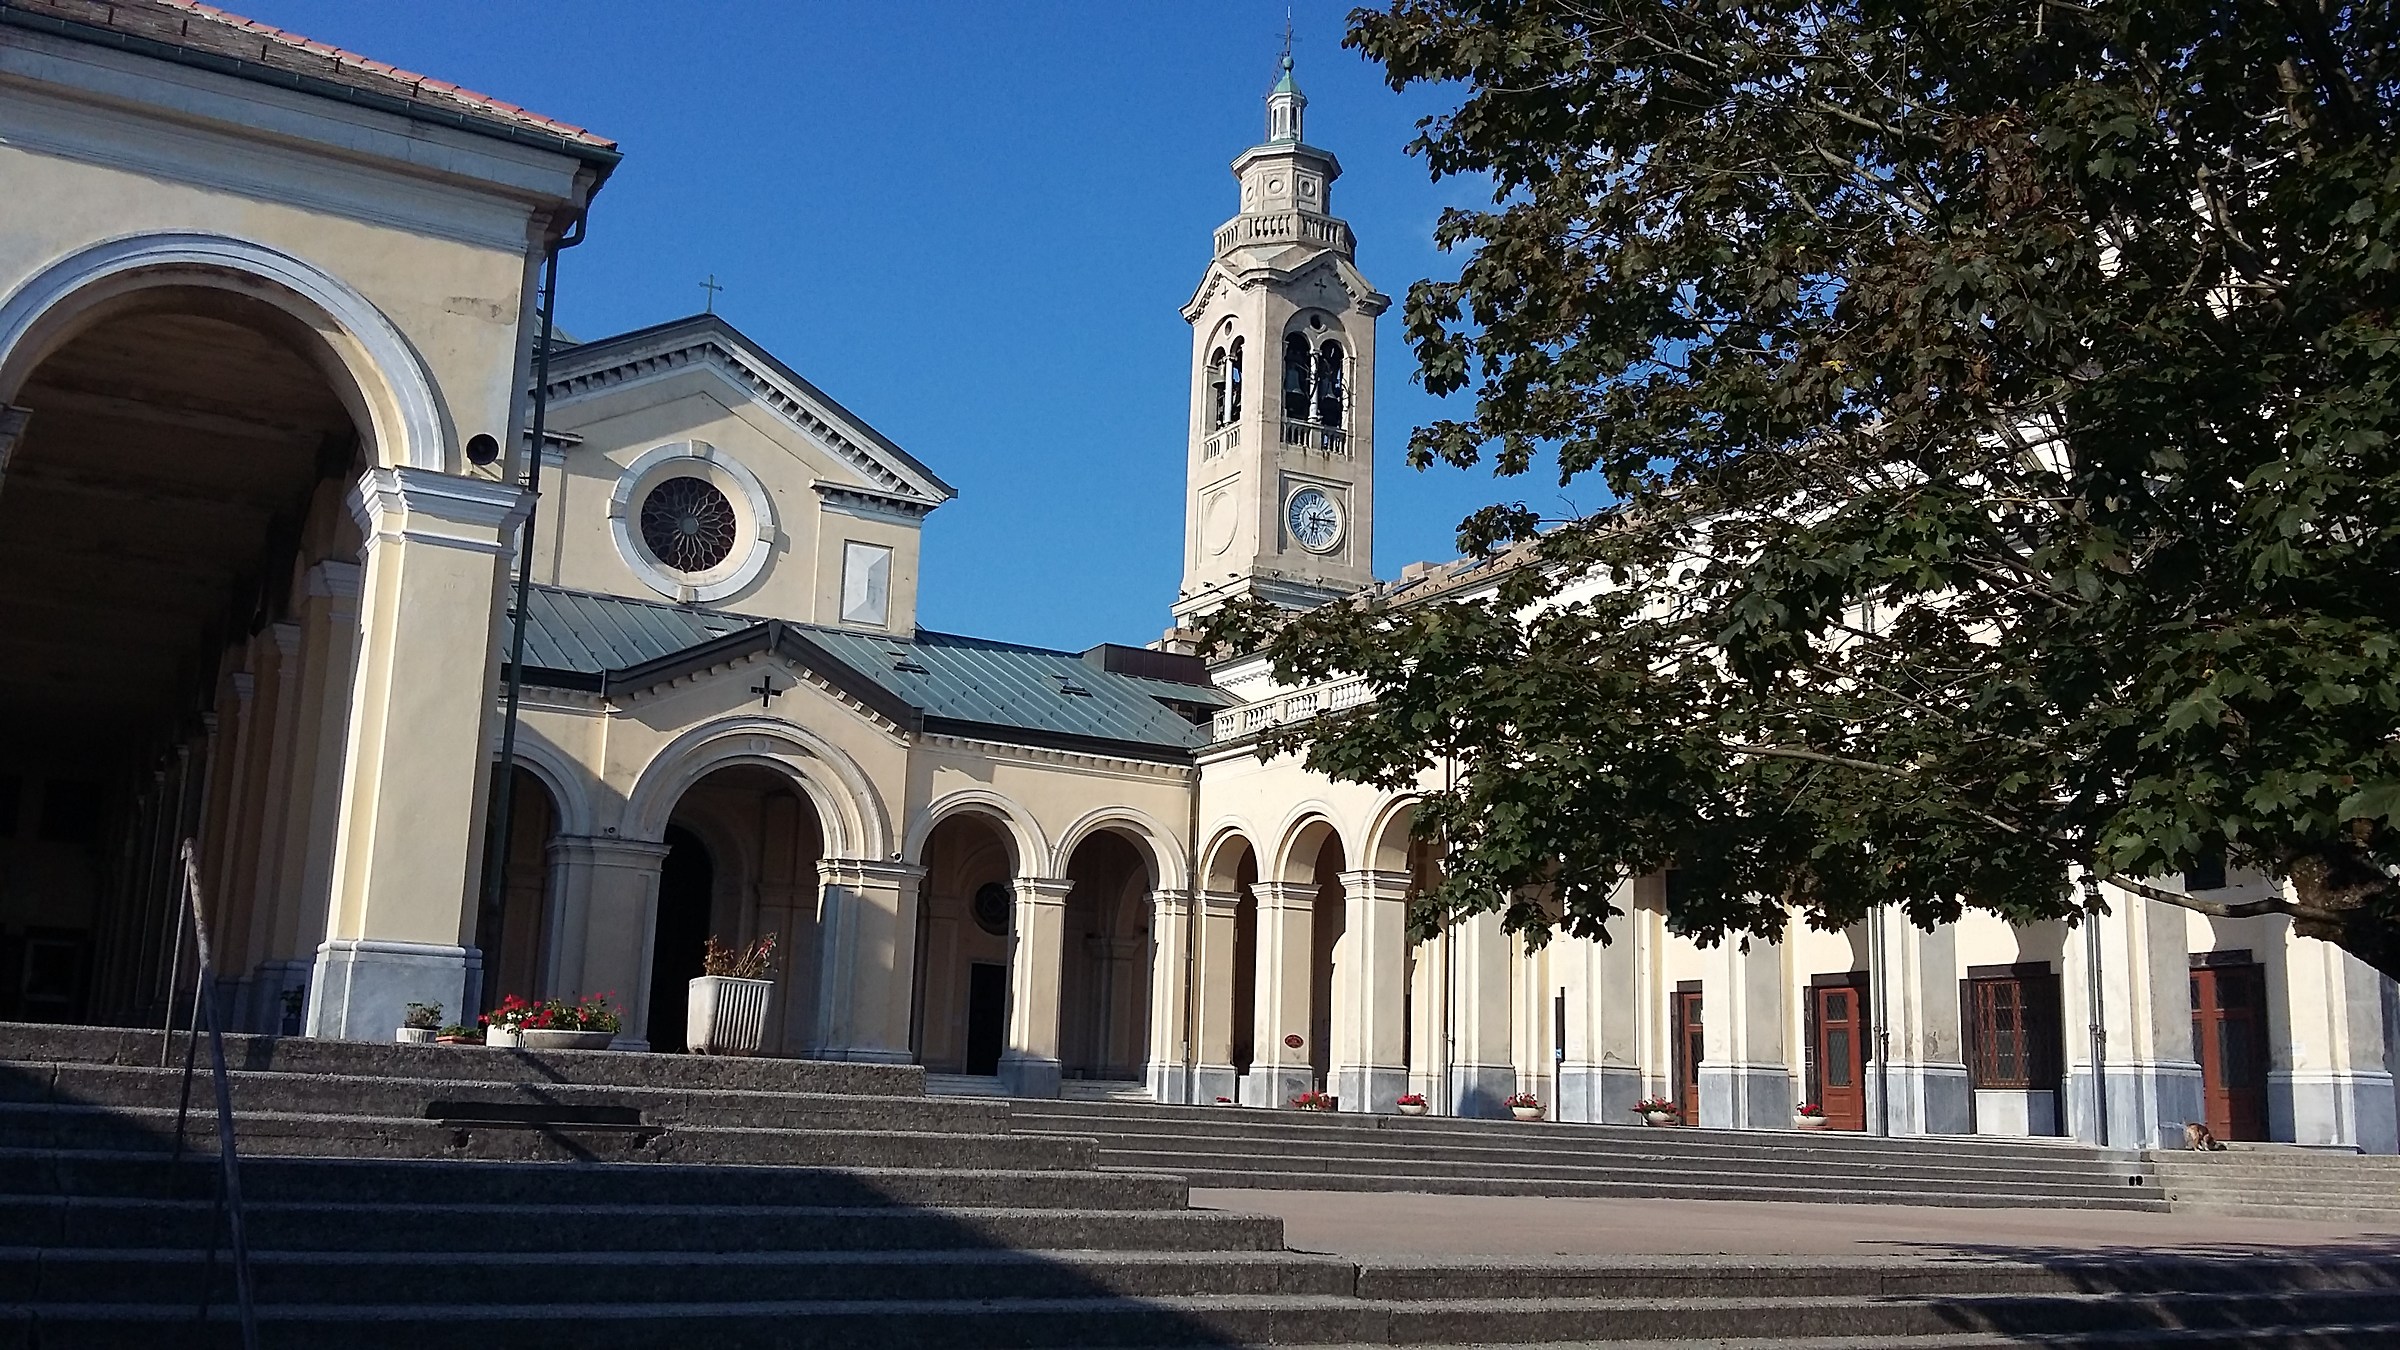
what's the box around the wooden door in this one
[1672,990,1703,1125]
[1812,984,1868,1130]
[2192,965,2269,1140]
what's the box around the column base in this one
[1331,1063,1411,1113]
[808,1046,917,1065]
[246,959,311,1036]
[998,1051,1062,1099]
[1239,1065,1313,1108]
[1973,1088,2061,1137]
[2271,1069,2399,1153]
[306,939,476,1043]
[1144,1060,1242,1106]
[1699,1064,1793,1129]
[1449,1062,1518,1119]
[1557,1063,1644,1124]
[1878,1062,1973,1135]
[2066,1060,2203,1150]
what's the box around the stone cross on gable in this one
[751,674,782,709]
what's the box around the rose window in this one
[638,476,737,573]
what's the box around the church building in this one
[0,1,2392,1155]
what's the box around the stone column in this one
[540,835,670,1047]
[998,876,1071,1096]
[2064,886,2200,1149]
[813,858,929,1064]
[1448,909,1517,1117]
[1192,888,1241,1103]
[202,667,258,1023]
[308,469,525,1040]
[1879,917,1972,1135]
[1334,868,1412,1112]
[753,793,811,1055]
[262,561,362,1030]
[1701,936,1794,1128]
[233,622,305,1031]
[1556,894,1642,1123]
[1144,887,1196,1104]
[2273,930,2399,1152]
[1241,881,1317,1106]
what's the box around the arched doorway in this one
[1204,835,1262,1081]
[1059,829,1156,1082]
[1285,823,1348,1091]
[474,765,559,1014]
[645,763,825,1053]
[913,812,1017,1076]
[0,283,370,1029]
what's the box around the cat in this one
[2183,1121,2227,1151]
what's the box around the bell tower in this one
[1173,55,1389,626]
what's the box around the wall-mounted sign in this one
[1283,1033,1303,1049]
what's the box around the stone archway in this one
[645,763,826,1054]
[912,810,1020,1076]
[1058,828,1158,1083]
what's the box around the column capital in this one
[349,466,529,557]
[550,834,674,868]
[1200,887,1244,914]
[1014,876,1075,905]
[1250,880,1317,910]
[1148,887,1194,915]
[304,559,363,600]
[819,856,928,890]
[1339,868,1414,899]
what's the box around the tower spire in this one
[1266,21,1305,144]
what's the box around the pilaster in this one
[2273,930,2399,1152]
[1448,909,1516,1117]
[813,858,929,1064]
[1144,888,1197,1103]
[1556,893,1643,1124]
[309,468,527,1040]
[2063,887,2201,1149]
[1700,936,1795,1129]
[1878,917,1972,1135]
[540,834,670,1048]
[1333,868,1411,1112]
[1191,888,1242,1103]
[999,876,1072,1097]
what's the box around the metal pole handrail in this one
[168,839,260,1350]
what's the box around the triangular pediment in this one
[540,314,956,509]
[1181,252,1390,321]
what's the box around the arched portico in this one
[0,234,526,1044]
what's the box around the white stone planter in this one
[485,1025,522,1048]
[521,1028,615,1051]
[1794,1114,1828,1130]
[1397,1103,1429,1116]
[1642,1110,1679,1127]
[688,975,773,1055]
[396,1027,434,1045]
[1510,1105,1545,1121]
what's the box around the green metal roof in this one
[514,586,1210,760]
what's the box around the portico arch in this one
[623,716,886,860]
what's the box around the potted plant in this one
[397,1001,440,1045]
[1395,1092,1429,1117]
[1794,1102,1828,1130]
[1214,1096,1234,1106]
[1504,1092,1545,1121]
[688,932,778,1055]
[1633,1096,1682,1127]
[482,993,532,1048]
[518,993,623,1051]
[1290,1090,1336,1111]
[434,1024,479,1045]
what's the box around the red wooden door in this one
[1813,984,1868,1130]
[2192,965,2269,1140]
[1672,991,1704,1125]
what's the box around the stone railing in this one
[1207,675,1374,745]
[1215,211,1355,257]
[1202,424,1240,459]
[1279,418,1351,456]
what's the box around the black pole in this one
[478,217,582,1011]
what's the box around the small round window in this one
[972,881,1013,937]
[639,476,737,574]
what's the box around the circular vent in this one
[638,476,737,573]
[972,882,1013,937]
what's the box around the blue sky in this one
[233,1,1539,651]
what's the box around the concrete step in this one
[0,1194,1290,1254]
[1139,1166,2173,1209]
[5,1246,1361,1305]
[0,1102,1095,1170]
[0,1150,1188,1210]
[15,1062,1010,1135]
[0,1023,925,1098]
[9,1286,2399,1348]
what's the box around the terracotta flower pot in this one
[687,975,774,1055]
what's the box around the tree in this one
[1213,0,2400,978]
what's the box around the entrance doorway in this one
[1058,829,1157,1082]
[646,826,712,1052]
[965,961,1007,1075]
[2192,962,2270,1141]
[1809,980,1869,1130]
[1672,987,1704,1124]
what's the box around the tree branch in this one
[2100,872,2327,922]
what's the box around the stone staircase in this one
[2148,1145,2400,1223]
[3,1023,2396,1347]
[1005,1099,2168,1210]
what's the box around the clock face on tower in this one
[1286,486,1342,553]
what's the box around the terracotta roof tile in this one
[3,0,616,151]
